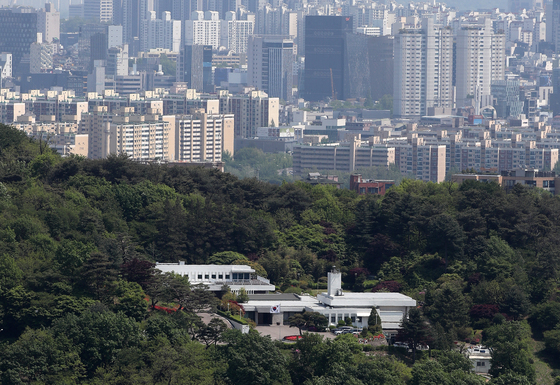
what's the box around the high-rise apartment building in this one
[0,8,38,71]
[393,18,453,118]
[293,137,396,174]
[30,40,55,74]
[0,53,13,80]
[390,136,447,182]
[221,11,254,53]
[171,0,204,34]
[140,11,182,52]
[36,3,60,43]
[175,110,234,162]
[247,35,294,101]
[304,16,353,101]
[110,110,175,161]
[256,5,297,37]
[185,11,222,49]
[79,106,113,159]
[456,19,505,110]
[218,90,279,138]
[176,44,213,92]
[84,0,113,23]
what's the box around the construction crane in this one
[330,68,336,100]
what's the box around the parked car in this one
[393,342,408,348]
[333,326,354,335]
[283,335,304,342]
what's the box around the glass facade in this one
[0,10,38,73]
[304,16,352,101]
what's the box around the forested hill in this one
[1,123,560,384]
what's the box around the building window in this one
[218,274,223,279]
[225,274,230,279]
[211,274,216,279]
[204,274,209,279]
[198,274,202,280]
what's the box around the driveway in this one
[199,312,233,328]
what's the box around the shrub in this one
[470,304,500,320]
[362,280,378,289]
[371,280,402,293]
[284,286,302,294]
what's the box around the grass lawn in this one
[531,338,554,385]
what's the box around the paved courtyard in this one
[255,323,335,341]
[200,312,337,341]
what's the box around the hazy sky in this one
[0,0,73,17]
[0,0,513,17]
[394,0,509,11]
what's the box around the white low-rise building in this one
[155,262,275,294]
[242,270,416,335]
[467,346,492,374]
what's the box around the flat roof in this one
[155,264,254,273]
[248,293,300,301]
[317,292,416,307]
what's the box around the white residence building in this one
[155,262,275,294]
[242,270,417,334]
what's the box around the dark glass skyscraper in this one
[177,44,214,93]
[90,32,108,72]
[0,8,38,73]
[304,16,353,101]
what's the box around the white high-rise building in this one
[140,11,182,52]
[78,106,113,159]
[175,110,234,162]
[36,3,60,43]
[185,11,222,49]
[30,36,55,74]
[0,53,12,80]
[108,25,123,49]
[393,19,453,118]
[110,113,174,161]
[456,19,505,110]
[220,11,254,53]
[256,5,297,37]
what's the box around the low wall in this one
[230,319,250,334]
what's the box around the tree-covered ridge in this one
[1,124,560,384]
